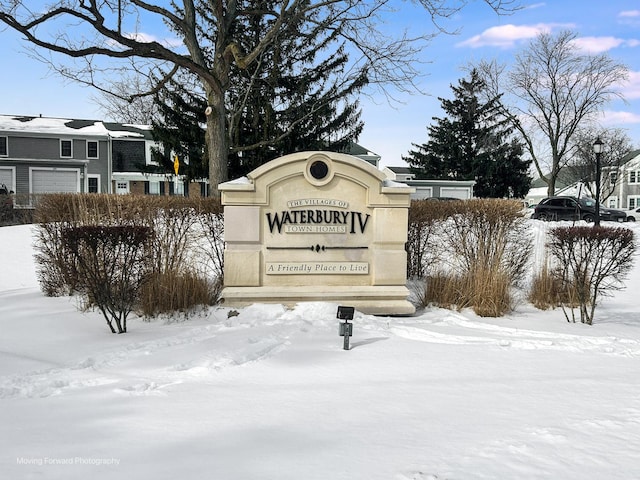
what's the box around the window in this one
[608,197,617,208]
[148,181,160,195]
[87,141,98,159]
[60,139,72,158]
[609,172,617,186]
[0,136,7,156]
[629,196,640,209]
[88,176,99,193]
[629,171,639,184]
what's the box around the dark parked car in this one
[532,196,627,223]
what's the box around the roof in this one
[103,122,154,140]
[387,166,412,174]
[620,149,640,165]
[530,165,584,190]
[531,150,640,188]
[345,142,379,158]
[0,114,152,140]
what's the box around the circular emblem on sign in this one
[304,154,334,186]
[309,160,329,180]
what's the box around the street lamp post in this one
[593,137,604,227]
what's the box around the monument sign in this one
[219,151,415,315]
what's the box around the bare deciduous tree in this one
[474,31,628,197]
[566,128,635,203]
[0,0,516,195]
[92,70,160,124]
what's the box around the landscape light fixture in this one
[337,306,354,350]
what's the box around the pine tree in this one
[151,75,208,181]
[152,1,366,183]
[404,70,531,198]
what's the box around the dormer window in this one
[60,139,73,158]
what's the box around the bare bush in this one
[33,194,225,320]
[192,197,225,288]
[408,199,532,317]
[547,225,635,325]
[0,198,34,226]
[444,199,532,286]
[529,261,563,310]
[33,195,85,296]
[135,196,201,275]
[406,199,462,278]
[424,272,469,309]
[63,225,151,334]
[138,269,218,318]
[469,267,512,317]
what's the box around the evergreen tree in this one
[151,1,366,182]
[151,75,208,181]
[404,70,531,198]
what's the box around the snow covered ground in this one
[1,222,640,480]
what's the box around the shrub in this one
[406,199,462,278]
[192,197,225,286]
[33,200,82,296]
[547,225,635,324]
[528,261,562,310]
[468,267,512,317]
[409,199,532,317]
[63,225,151,334]
[33,194,226,323]
[138,269,219,318]
[444,199,531,285]
[0,202,34,226]
[413,272,469,311]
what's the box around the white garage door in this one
[411,186,433,200]
[0,168,13,190]
[441,187,472,200]
[32,168,80,194]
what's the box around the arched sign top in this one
[247,151,388,185]
[219,151,411,208]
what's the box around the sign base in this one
[221,285,415,316]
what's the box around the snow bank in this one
[1,222,640,479]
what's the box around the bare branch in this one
[473,30,628,196]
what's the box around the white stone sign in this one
[219,151,415,315]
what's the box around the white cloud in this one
[570,36,627,54]
[524,2,546,10]
[600,110,640,125]
[618,10,640,26]
[457,23,574,49]
[617,71,640,100]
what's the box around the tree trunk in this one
[547,161,558,197]
[206,90,228,198]
[547,177,556,197]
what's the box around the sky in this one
[1,1,640,168]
